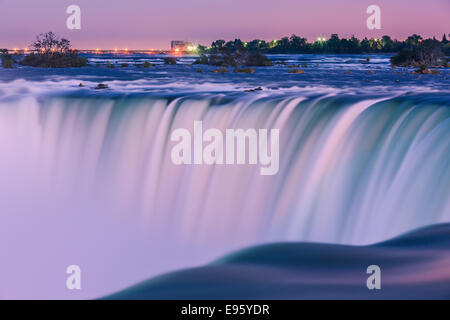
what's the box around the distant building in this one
[171,41,185,51]
[170,41,194,52]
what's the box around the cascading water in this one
[0,92,449,298]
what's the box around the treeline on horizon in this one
[198,34,450,55]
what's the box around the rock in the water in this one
[95,83,109,90]
[211,67,229,74]
[164,57,177,65]
[411,65,441,74]
[244,87,262,92]
[244,52,273,66]
[234,67,255,74]
[288,69,304,74]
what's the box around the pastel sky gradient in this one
[0,0,449,49]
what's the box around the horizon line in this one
[2,32,449,51]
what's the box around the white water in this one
[0,93,449,298]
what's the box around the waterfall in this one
[0,92,449,298]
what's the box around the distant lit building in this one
[170,41,196,52]
[171,41,185,51]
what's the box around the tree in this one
[382,35,394,52]
[225,41,235,50]
[21,32,86,67]
[211,40,225,50]
[289,34,307,52]
[31,32,72,53]
[360,37,370,52]
[327,34,341,52]
[278,37,290,50]
[247,40,267,51]
[200,33,449,55]
[233,39,244,49]
[406,34,423,48]
[349,36,361,52]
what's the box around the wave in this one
[0,76,446,98]
[104,223,450,300]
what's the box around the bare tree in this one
[31,32,72,53]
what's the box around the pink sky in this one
[0,0,449,49]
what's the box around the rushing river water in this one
[0,54,449,299]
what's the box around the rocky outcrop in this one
[391,40,447,68]
[164,57,177,65]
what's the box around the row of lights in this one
[12,44,196,54]
[12,48,71,53]
[12,48,30,53]
[12,48,134,53]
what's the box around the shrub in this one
[443,43,450,56]
[20,52,87,68]
[1,57,14,68]
[1,49,15,68]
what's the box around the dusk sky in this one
[0,0,449,49]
